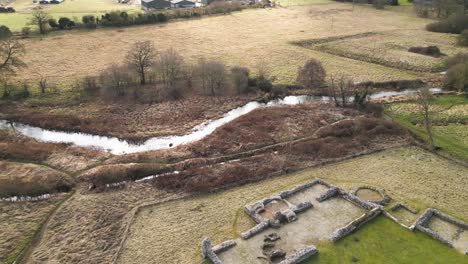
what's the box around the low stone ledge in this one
[390,202,418,214]
[201,238,222,264]
[432,209,468,229]
[415,225,454,247]
[278,245,318,264]
[241,220,270,240]
[410,208,434,230]
[351,185,391,205]
[292,201,313,214]
[316,187,340,202]
[341,192,378,210]
[212,240,237,254]
[330,207,382,242]
[382,210,411,230]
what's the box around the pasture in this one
[4,2,460,85]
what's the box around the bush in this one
[296,58,326,89]
[444,61,468,92]
[458,29,468,46]
[48,18,58,28]
[21,27,31,37]
[373,0,388,9]
[408,46,443,57]
[257,76,273,93]
[82,15,97,29]
[0,25,12,39]
[58,17,76,30]
[444,52,468,68]
[271,85,288,98]
[230,66,250,94]
[426,13,468,34]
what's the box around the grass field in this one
[309,216,466,263]
[3,3,454,85]
[0,0,138,31]
[386,95,468,160]
[118,146,468,264]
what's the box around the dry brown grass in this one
[0,161,73,197]
[12,3,448,84]
[0,130,108,173]
[24,184,183,264]
[0,195,66,264]
[153,117,408,192]
[118,146,468,264]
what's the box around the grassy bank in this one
[386,95,468,160]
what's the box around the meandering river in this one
[0,88,441,154]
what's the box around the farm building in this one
[142,0,198,10]
[171,0,196,8]
[142,0,172,10]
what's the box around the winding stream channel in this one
[0,88,441,155]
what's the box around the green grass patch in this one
[386,95,468,160]
[307,216,466,264]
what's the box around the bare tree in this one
[415,88,435,150]
[30,10,51,35]
[297,58,326,89]
[126,40,156,85]
[155,48,184,89]
[230,66,250,94]
[327,75,353,107]
[1,38,26,97]
[196,58,227,96]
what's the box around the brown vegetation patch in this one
[153,117,409,192]
[78,163,170,187]
[0,161,73,197]
[24,184,183,264]
[0,195,65,264]
[0,130,107,172]
[186,104,360,156]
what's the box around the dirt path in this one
[14,190,76,264]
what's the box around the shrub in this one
[296,58,326,89]
[373,0,388,9]
[58,17,75,30]
[271,85,288,98]
[444,62,468,92]
[426,13,468,34]
[408,46,443,57]
[0,25,12,39]
[21,27,31,36]
[48,18,58,28]
[230,66,250,94]
[458,29,468,46]
[444,52,468,68]
[82,15,97,29]
[257,76,273,93]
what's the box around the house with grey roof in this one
[142,0,172,10]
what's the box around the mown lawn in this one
[307,216,467,264]
[386,95,468,161]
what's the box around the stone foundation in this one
[351,185,391,205]
[330,207,382,242]
[278,245,318,264]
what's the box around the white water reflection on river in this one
[0,88,441,154]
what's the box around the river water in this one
[0,88,441,154]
